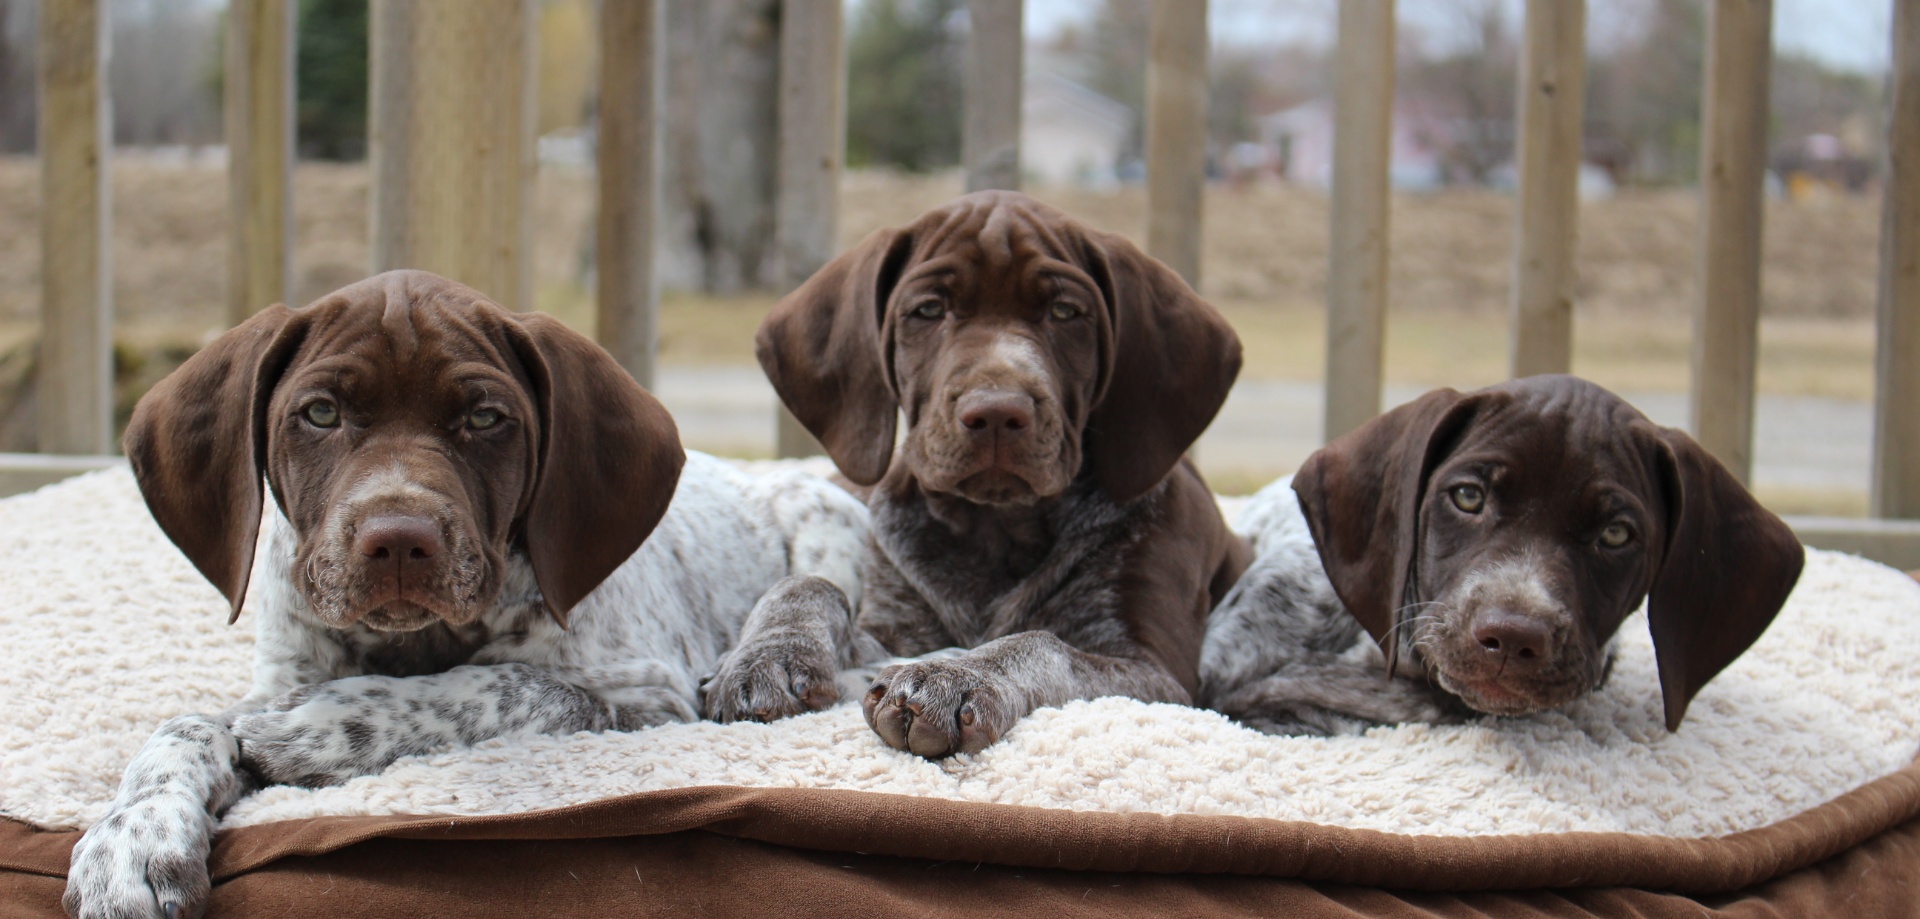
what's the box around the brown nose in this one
[956,391,1034,435]
[355,515,442,561]
[1470,610,1553,665]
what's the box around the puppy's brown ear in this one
[507,313,686,626]
[1081,233,1242,503]
[1647,430,1803,731]
[756,228,915,485]
[124,304,306,622]
[1291,389,1491,654]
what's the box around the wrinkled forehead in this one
[1441,386,1666,509]
[906,197,1100,299]
[283,282,526,393]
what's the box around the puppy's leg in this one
[1207,657,1473,736]
[702,576,888,722]
[863,631,1186,759]
[64,716,253,919]
[230,662,613,787]
[704,472,884,722]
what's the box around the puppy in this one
[64,271,871,919]
[1201,375,1804,735]
[757,191,1251,759]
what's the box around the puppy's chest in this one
[341,620,498,675]
[869,486,1143,641]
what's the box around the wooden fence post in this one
[773,0,844,457]
[1145,0,1207,287]
[1324,0,1395,442]
[38,0,111,455]
[1508,0,1584,379]
[1690,0,1772,484]
[1875,0,1920,519]
[369,0,536,310]
[962,0,1023,192]
[598,0,664,388]
[226,0,295,325]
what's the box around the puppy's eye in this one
[1598,522,1633,548]
[1449,484,1485,514]
[467,407,503,431]
[911,300,945,320]
[303,400,340,428]
[1048,302,1079,321]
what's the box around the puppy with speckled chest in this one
[758,191,1250,759]
[1201,375,1804,736]
[65,271,874,919]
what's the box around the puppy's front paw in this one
[702,636,840,723]
[64,797,214,919]
[231,686,409,788]
[862,660,1014,758]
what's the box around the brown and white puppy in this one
[1201,375,1804,735]
[65,271,871,919]
[758,191,1251,759]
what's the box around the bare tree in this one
[110,0,221,146]
[1400,0,1517,185]
[655,0,780,294]
[0,0,36,153]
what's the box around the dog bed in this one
[5,466,1920,916]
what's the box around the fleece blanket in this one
[3,465,1920,848]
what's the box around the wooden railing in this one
[10,0,1920,566]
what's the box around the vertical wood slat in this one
[1145,0,1207,287]
[1324,0,1395,442]
[1875,0,1920,519]
[597,0,664,388]
[1690,0,1772,484]
[38,0,111,455]
[962,0,1023,192]
[369,0,536,310]
[773,0,844,458]
[1508,0,1585,379]
[226,0,295,325]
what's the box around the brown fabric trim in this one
[8,755,1920,897]
[7,817,1920,918]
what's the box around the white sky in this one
[1022,0,1894,75]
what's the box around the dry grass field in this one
[0,157,1887,511]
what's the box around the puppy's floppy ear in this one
[756,228,915,485]
[125,304,308,622]
[1291,389,1492,654]
[1647,429,1803,731]
[1080,232,1242,503]
[506,313,686,627]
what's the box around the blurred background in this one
[0,0,1895,512]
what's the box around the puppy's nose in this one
[956,391,1034,434]
[355,515,442,561]
[1470,610,1552,664]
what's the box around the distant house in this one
[1022,72,1132,188]
[1255,99,1451,190]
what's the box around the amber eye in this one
[1598,522,1633,548]
[1048,301,1079,321]
[1449,483,1485,513]
[467,407,503,431]
[303,400,340,428]
[911,299,945,320]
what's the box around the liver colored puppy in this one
[65,271,871,919]
[1202,375,1804,734]
[758,191,1250,758]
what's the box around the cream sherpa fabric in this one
[3,466,1918,839]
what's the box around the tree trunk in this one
[658,0,780,294]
